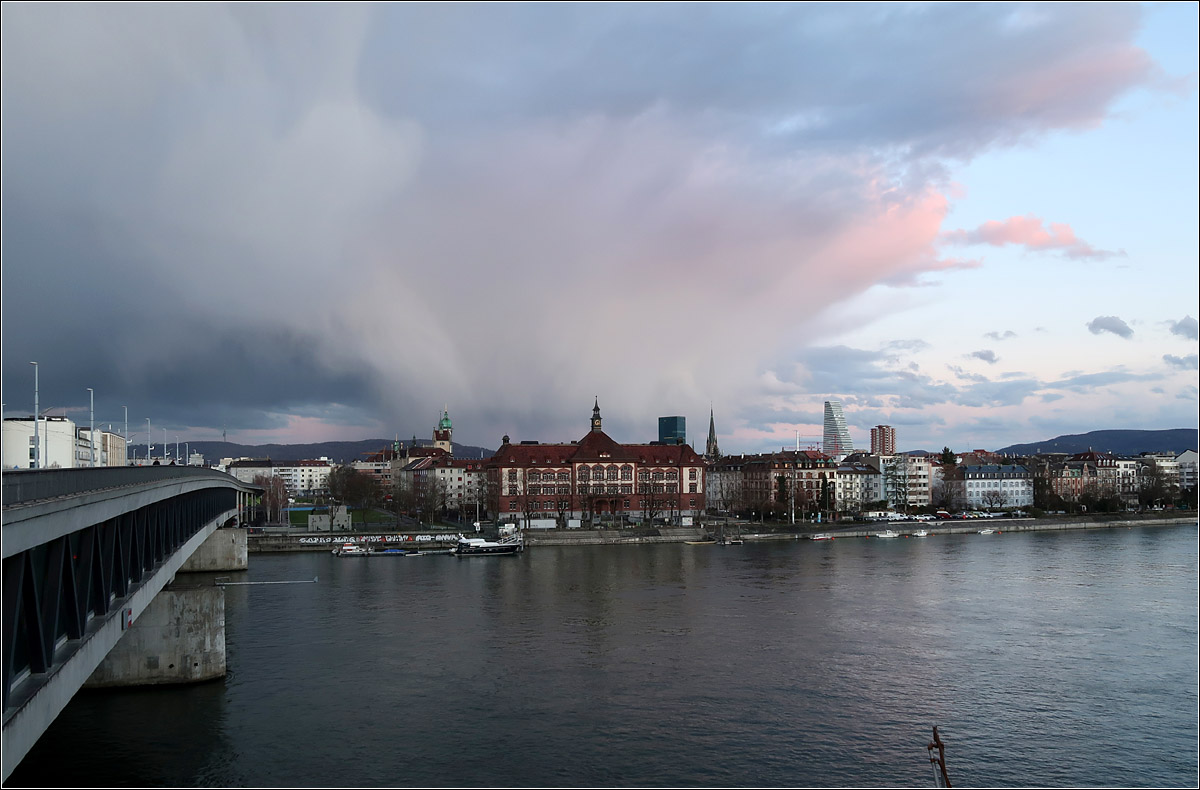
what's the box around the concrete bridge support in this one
[85,583,225,687]
[84,528,246,688]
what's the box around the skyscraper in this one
[871,424,896,455]
[658,416,686,445]
[823,400,854,459]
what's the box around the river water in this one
[9,525,1198,788]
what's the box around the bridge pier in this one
[85,582,225,687]
[83,528,246,688]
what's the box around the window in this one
[621,465,633,480]
[529,472,541,482]
[621,484,632,495]
[579,468,590,481]
[689,483,697,493]
[689,468,697,480]
[607,467,618,480]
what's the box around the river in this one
[8,524,1198,787]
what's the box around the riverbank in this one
[246,512,1196,552]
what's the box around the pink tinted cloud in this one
[942,215,1120,259]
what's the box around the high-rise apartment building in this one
[822,400,854,460]
[870,425,896,456]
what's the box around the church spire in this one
[591,397,603,432]
[706,406,721,460]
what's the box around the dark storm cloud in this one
[0,3,1172,446]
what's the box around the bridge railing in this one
[2,466,248,506]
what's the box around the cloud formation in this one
[943,215,1120,259]
[1087,316,1134,339]
[1168,316,1199,340]
[970,350,1000,364]
[1163,354,1199,370]
[0,3,1190,453]
[984,330,1018,341]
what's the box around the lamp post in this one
[88,388,95,467]
[175,436,180,466]
[146,418,151,464]
[185,442,190,466]
[163,429,168,462]
[30,362,39,469]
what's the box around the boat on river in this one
[333,543,369,556]
[912,529,929,538]
[809,533,833,541]
[369,547,409,556]
[452,533,524,556]
[978,528,996,535]
[875,529,900,538]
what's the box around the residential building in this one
[225,457,333,496]
[870,425,896,456]
[958,464,1033,509]
[1177,450,1198,492]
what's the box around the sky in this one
[2,2,1197,455]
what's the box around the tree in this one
[252,473,288,524]
[328,466,380,515]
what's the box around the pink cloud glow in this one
[943,215,1120,259]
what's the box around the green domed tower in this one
[433,406,453,455]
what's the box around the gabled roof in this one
[487,428,706,468]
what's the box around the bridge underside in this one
[3,487,237,779]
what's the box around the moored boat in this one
[912,529,929,537]
[809,533,833,541]
[977,528,995,535]
[452,533,524,556]
[333,543,369,556]
[875,529,900,538]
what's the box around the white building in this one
[1177,450,1198,492]
[867,453,931,511]
[959,464,1033,509]
[225,458,333,495]
[3,417,131,469]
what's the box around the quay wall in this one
[247,514,1195,552]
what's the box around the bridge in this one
[2,466,260,781]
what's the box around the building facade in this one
[870,425,896,456]
[958,464,1033,509]
[822,400,854,460]
[486,401,707,525]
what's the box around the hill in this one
[997,429,1197,457]
[185,439,495,465]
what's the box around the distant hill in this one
[185,439,495,465]
[997,429,1197,457]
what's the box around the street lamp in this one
[146,418,151,464]
[30,362,39,469]
[87,388,95,467]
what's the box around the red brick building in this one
[485,400,707,526]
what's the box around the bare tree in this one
[252,473,289,524]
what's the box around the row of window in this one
[506,498,702,511]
